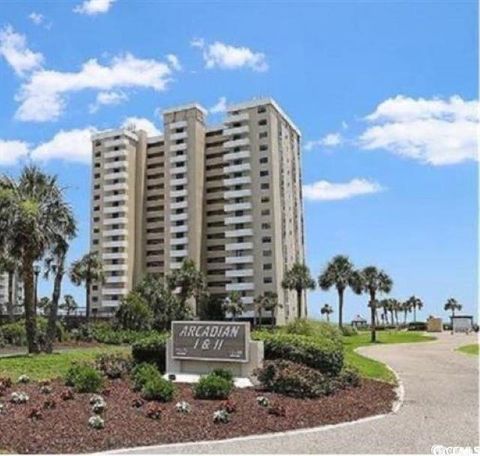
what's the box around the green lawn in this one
[343,331,436,383]
[0,345,129,381]
[456,343,479,356]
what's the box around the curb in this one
[96,357,405,454]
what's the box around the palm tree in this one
[406,295,423,323]
[0,166,75,353]
[401,300,411,325]
[444,298,462,318]
[351,266,393,342]
[60,294,78,317]
[256,292,281,329]
[70,251,104,321]
[167,259,206,315]
[320,303,334,322]
[0,252,19,321]
[318,255,356,328]
[282,262,315,319]
[222,291,245,321]
[379,299,389,325]
[390,298,402,326]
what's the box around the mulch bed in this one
[0,378,396,454]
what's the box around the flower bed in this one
[0,378,395,454]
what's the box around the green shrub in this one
[115,292,153,331]
[94,353,132,379]
[131,363,161,391]
[407,322,427,331]
[253,331,344,376]
[64,363,103,393]
[283,320,342,345]
[193,373,233,400]
[256,360,332,398]
[141,376,175,402]
[210,368,234,384]
[340,325,358,337]
[0,321,26,345]
[131,334,169,372]
[332,367,361,389]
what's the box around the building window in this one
[259,157,268,164]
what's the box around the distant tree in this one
[59,294,78,317]
[135,274,190,330]
[320,303,334,323]
[282,263,315,319]
[380,299,390,325]
[198,294,225,321]
[167,259,206,314]
[115,291,153,331]
[37,297,51,316]
[401,300,412,325]
[222,291,245,321]
[444,298,462,318]
[70,252,104,321]
[351,266,393,343]
[406,295,423,323]
[256,292,281,329]
[318,255,356,328]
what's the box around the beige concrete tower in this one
[89,98,305,323]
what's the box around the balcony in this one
[102,252,128,260]
[225,242,253,251]
[170,249,188,258]
[225,215,253,225]
[104,138,129,148]
[226,282,254,292]
[225,112,249,123]
[103,228,128,237]
[225,228,253,238]
[102,299,122,307]
[225,255,253,264]
[169,120,187,130]
[170,189,187,198]
[170,224,188,234]
[224,125,249,136]
[224,202,252,212]
[103,217,128,226]
[170,165,187,174]
[104,171,128,181]
[170,177,187,186]
[223,176,251,187]
[103,264,128,271]
[170,131,187,141]
[224,137,250,149]
[223,163,251,174]
[170,154,187,164]
[102,287,129,296]
[104,160,126,170]
[223,150,250,162]
[104,182,128,192]
[105,149,128,160]
[103,194,127,203]
[103,205,128,214]
[170,236,188,245]
[103,240,128,248]
[170,142,187,152]
[170,200,188,210]
[170,212,187,222]
[226,269,254,278]
[105,275,127,284]
[224,189,252,199]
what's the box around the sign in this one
[172,321,249,362]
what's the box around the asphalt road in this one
[111,332,479,454]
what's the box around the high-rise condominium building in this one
[90,98,305,324]
[0,271,23,316]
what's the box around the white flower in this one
[256,396,270,407]
[88,415,105,429]
[0,402,5,413]
[213,409,230,423]
[17,374,30,384]
[10,392,29,403]
[90,394,106,414]
[175,401,191,413]
[89,394,104,405]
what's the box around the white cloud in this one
[89,90,128,113]
[193,39,268,72]
[15,53,177,122]
[29,13,44,25]
[166,54,182,71]
[0,140,30,166]
[0,25,44,76]
[122,117,161,136]
[30,128,96,164]
[303,178,384,201]
[74,0,116,15]
[359,95,478,166]
[209,96,227,114]
[305,132,342,151]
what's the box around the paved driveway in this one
[111,332,479,454]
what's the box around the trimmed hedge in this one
[256,360,333,398]
[193,373,233,400]
[131,333,169,372]
[0,318,65,347]
[64,363,103,393]
[253,331,344,376]
[141,376,175,402]
[131,363,161,391]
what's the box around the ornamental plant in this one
[10,392,29,404]
[131,398,145,408]
[40,384,53,394]
[17,374,30,384]
[131,363,161,391]
[94,353,132,379]
[90,394,107,414]
[213,409,230,424]
[256,396,270,407]
[220,399,237,413]
[27,407,42,420]
[43,398,56,409]
[141,376,175,402]
[175,401,191,414]
[267,403,287,417]
[0,402,5,414]
[88,415,105,429]
[145,403,162,419]
[65,364,104,393]
[60,389,74,401]
[193,373,233,400]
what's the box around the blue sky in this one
[0,0,477,322]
